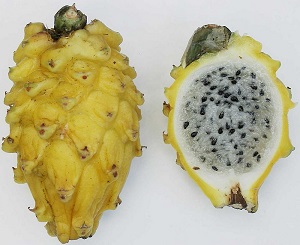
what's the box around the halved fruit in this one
[163,24,294,212]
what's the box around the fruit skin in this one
[164,26,294,212]
[2,6,143,243]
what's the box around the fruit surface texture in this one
[164,25,294,212]
[2,5,144,243]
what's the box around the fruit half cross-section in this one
[163,24,294,212]
[2,5,144,243]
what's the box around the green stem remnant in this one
[48,4,87,40]
[181,24,232,68]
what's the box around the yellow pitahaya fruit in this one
[2,5,144,243]
[163,24,294,212]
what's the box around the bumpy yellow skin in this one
[164,33,294,212]
[3,20,144,243]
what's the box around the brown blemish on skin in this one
[7,137,14,144]
[39,129,45,135]
[229,184,247,209]
[48,59,55,68]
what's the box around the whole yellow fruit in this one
[3,5,144,243]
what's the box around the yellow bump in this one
[9,57,40,82]
[85,20,123,49]
[44,139,83,202]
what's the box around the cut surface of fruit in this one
[2,5,143,243]
[164,24,294,212]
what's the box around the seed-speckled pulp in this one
[177,59,279,174]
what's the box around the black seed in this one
[255,105,259,109]
[236,70,241,76]
[228,76,235,80]
[253,151,258,157]
[238,106,244,112]
[252,97,258,101]
[226,122,230,130]
[216,100,221,105]
[263,134,267,138]
[185,101,191,107]
[257,154,261,162]
[210,97,215,101]
[230,96,239,102]
[251,85,258,90]
[238,89,242,95]
[266,98,271,102]
[237,150,244,155]
[195,79,199,83]
[210,85,217,90]
[221,86,229,91]
[207,74,211,78]
[236,77,241,81]
[212,148,217,152]
[238,121,244,129]
[242,96,247,100]
[203,80,211,86]
[238,157,243,163]
[246,163,252,168]
[254,137,258,142]
[218,127,223,134]
[251,72,256,79]
[183,121,189,129]
[212,71,217,75]
[224,100,232,107]
[219,67,225,71]
[234,144,238,149]
[201,96,207,102]
[224,93,231,98]
[231,80,237,85]
[191,132,198,137]
[200,156,206,162]
[206,131,211,135]
[200,106,206,115]
[218,90,224,95]
[212,166,218,171]
[219,111,224,119]
[251,118,256,124]
[241,133,246,138]
[265,118,270,124]
[227,162,232,166]
[211,137,217,145]
[229,128,235,135]
[260,90,265,96]
[220,73,228,77]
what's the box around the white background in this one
[0,0,299,244]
